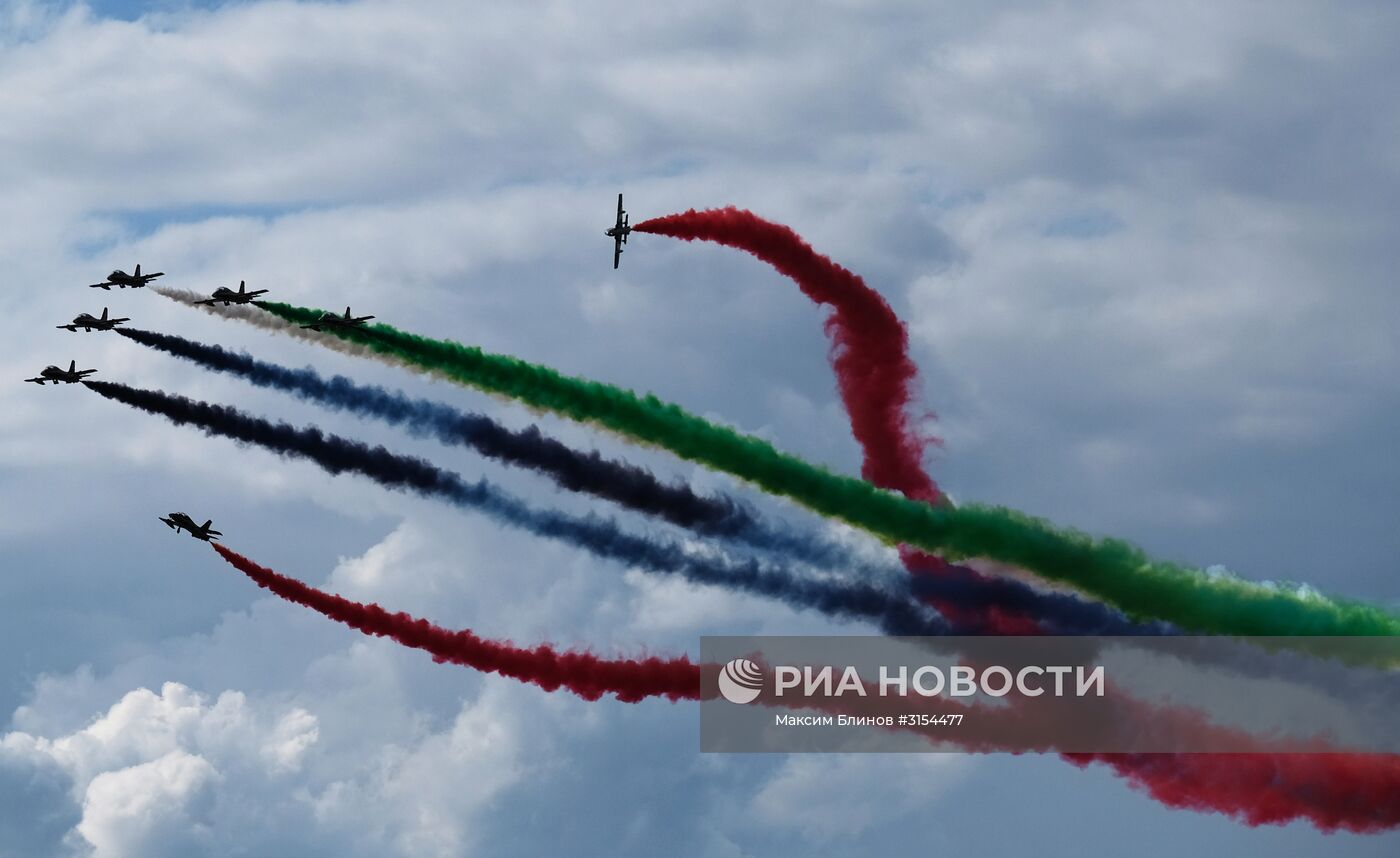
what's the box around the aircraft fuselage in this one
[160,512,221,541]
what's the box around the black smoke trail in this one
[83,379,946,636]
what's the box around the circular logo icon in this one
[718,658,764,704]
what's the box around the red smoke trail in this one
[635,207,1036,634]
[1067,752,1400,832]
[635,207,937,502]
[214,547,1398,831]
[211,543,700,702]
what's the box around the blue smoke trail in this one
[84,379,947,636]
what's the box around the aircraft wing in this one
[24,377,46,385]
[87,283,111,290]
[613,241,622,269]
[57,324,76,331]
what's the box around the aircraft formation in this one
[35,267,277,541]
[29,194,638,541]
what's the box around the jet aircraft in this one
[299,307,375,332]
[57,308,128,332]
[159,512,222,541]
[198,280,268,306]
[88,264,164,290]
[24,360,96,385]
[605,193,631,269]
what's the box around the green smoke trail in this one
[249,299,1398,637]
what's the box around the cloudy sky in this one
[2,0,1398,855]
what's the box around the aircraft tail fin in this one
[201,519,213,531]
[239,281,246,293]
[101,308,108,321]
[134,264,141,278]
[68,360,76,373]
[345,307,353,318]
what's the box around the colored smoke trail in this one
[1066,752,1400,832]
[237,300,1400,637]
[212,542,1400,832]
[153,286,431,375]
[116,326,861,571]
[84,380,949,636]
[635,207,939,503]
[910,575,1171,636]
[636,206,1042,635]
[212,543,700,702]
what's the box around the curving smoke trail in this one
[635,207,939,503]
[84,379,948,637]
[224,298,1400,637]
[116,325,863,572]
[635,206,1046,634]
[212,543,700,702]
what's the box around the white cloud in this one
[749,755,972,843]
[1,682,315,856]
[2,683,316,793]
[76,750,218,858]
[310,683,531,858]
